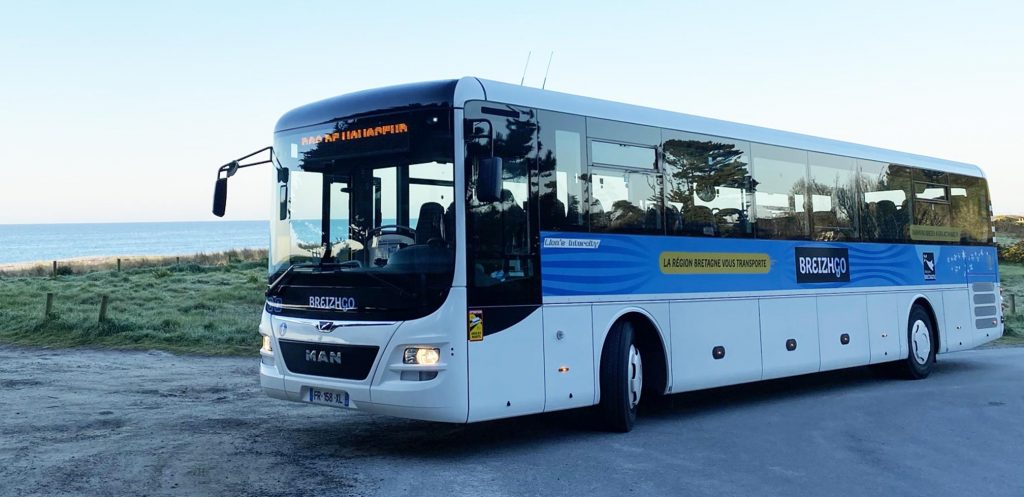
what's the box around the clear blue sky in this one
[2,0,1021,224]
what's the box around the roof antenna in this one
[541,51,554,89]
[520,51,532,86]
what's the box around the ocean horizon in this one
[0,220,269,265]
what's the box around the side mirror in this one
[477,157,503,203]
[213,178,228,217]
[278,185,288,221]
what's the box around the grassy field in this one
[0,257,1022,355]
[0,258,266,355]
[999,263,1024,344]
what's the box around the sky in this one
[1,0,1022,224]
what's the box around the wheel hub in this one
[628,344,643,409]
[911,319,931,365]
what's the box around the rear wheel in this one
[901,305,935,379]
[598,321,643,432]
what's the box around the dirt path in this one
[3,345,1023,497]
[0,346,379,497]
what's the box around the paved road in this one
[1,345,1022,497]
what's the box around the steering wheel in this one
[368,224,417,240]
[367,225,417,267]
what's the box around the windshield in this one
[267,110,455,320]
[271,162,454,274]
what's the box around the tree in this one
[662,138,751,209]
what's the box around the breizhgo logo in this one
[923,252,936,281]
[795,247,851,283]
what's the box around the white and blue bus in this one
[213,77,1002,431]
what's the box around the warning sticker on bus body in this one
[468,310,484,341]
[659,252,771,274]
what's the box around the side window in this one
[464,101,539,306]
[751,144,809,239]
[591,141,656,169]
[950,174,991,244]
[912,181,951,227]
[585,119,662,234]
[537,111,586,231]
[907,168,958,242]
[588,166,663,233]
[662,131,753,237]
[807,152,858,241]
[858,161,912,242]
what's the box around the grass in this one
[0,254,1021,356]
[0,248,267,277]
[0,255,267,355]
[999,263,1024,342]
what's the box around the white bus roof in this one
[465,77,984,178]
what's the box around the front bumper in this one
[258,287,469,423]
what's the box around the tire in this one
[900,305,936,379]
[598,320,643,432]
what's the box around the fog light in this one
[403,347,440,365]
[261,335,273,353]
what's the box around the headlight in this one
[261,335,273,353]
[403,347,440,365]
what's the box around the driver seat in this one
[416,202,445,245]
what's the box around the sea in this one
[0,221,268,265]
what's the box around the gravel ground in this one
[1,345,1022,497]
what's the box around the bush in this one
[55,265,74,276]
[1000,241,1024,264]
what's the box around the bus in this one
[212,77,1002,432]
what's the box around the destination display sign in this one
[298,122,408,147]
[281,119,412,165]
[909,224,961,243]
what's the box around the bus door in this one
[463,102,545,421]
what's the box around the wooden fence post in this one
[45,293,54,318]
[117,258,121,272]
[99,295,109,322]
[1010,294,1017,315]
[52,261,57,277]
[176,256,180,265]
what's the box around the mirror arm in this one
[212,146,274,217]
[217,146,274,180]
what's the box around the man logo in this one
[305,349,342,365]
[317,321,337,333]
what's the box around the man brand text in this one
[306,350,342,364]
[795,247,851,283]
[309,296,356,311]
[798,256,848,278]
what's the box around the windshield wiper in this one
[348,268,418,300]
[267,262,418,301]
[266,263,316,296]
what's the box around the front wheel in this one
[900,305,935,379]
[598,321,643,432]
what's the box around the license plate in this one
[307,387,350,407]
